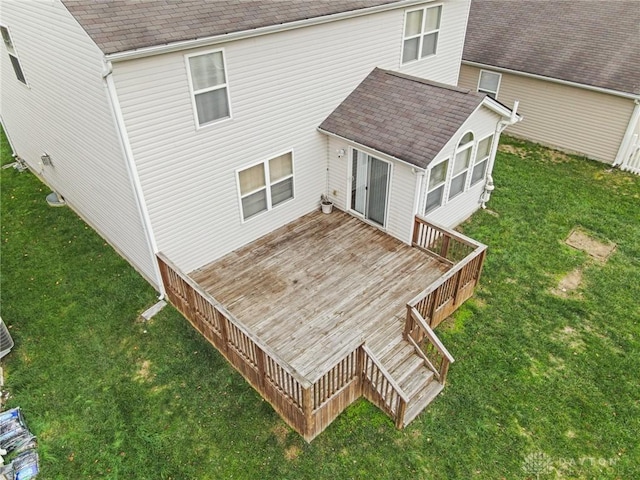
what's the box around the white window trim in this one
[469,133,494,188]
[424,157,449,215]
[0,24,28,87]
[401,3,443,65]
[347,147,394,229]
[236,150,295,223]
[185,47,233,130]
[477,70,501,99]
[448,131,475,201]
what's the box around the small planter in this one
[321,202,333,214]
[320,194,333,214]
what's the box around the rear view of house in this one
[459,0,640,172]
[1,0,519,440]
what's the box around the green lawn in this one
[1,129,639,479]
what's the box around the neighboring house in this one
[1,0,518,440]
[458,0,640,173]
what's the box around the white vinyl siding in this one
[421,105,502,227]
[0,25,26,84]
[402,5,442,64]
[478,70,501,98]
[0,0,157,286]
[459,64,635,164]
[114,2,470,272]
[326,137,417,244]
[237,151,294,220]
[186,49,231,127]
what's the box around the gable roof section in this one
[62,0,401,55]
[463,0,640,96]
[319,68,487,169]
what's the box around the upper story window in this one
[471,134,493,186]
[1,26,26,84]
[186,49,231,127]
[449,132,474,200]
[425,158,448,214]
[237,152,294,220]
[402,5,442,64]
[478,70,501,99]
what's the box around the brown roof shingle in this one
[463,0,640,95]
[62,0,401,55]
[319,68,486,169]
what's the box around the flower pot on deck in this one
[321,202,333,214]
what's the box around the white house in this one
[459,0,640,173]
[1,0,519,439]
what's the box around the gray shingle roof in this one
[62,0,400,55]
[463,0,640,95]
[319,68,486,169]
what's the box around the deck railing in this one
[408,215,487,329]
[158,253,311,435]
[158,254,409,441]
[405,306,454,384]
[361,344,409,428]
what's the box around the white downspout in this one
[481,100,521,208]
[613,98,640,167]
[102,61,166,299]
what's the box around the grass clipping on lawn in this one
[1,130,639,479]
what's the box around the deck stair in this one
[374,333,444,427]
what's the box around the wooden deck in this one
[159,210,485,440]
[190,210,448,380]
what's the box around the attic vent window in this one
[0,25,26,84]
[186,49,231,127]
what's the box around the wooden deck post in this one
[395,398,407,429]
[302,386,314,441]
[255,345,266,390]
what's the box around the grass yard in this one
[1,129,639,479]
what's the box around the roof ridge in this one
[377,68,474,95]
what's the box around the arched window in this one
[449,132,474,200]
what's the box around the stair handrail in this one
[361,344,410,404]
[408,306,454,383]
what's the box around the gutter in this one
[105,0,426,62]
[102,61,166,299]
[462,60,640,101]
[317,127,426,172]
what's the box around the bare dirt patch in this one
[271,423,289,445]
[552,326,586,353]
[498,144,527,157]
[551,268,583,298]
[565,229,616,262]
[133,360,153,382]
[284,445,301,461]
[544,150,573,163]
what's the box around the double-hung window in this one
[478,70,501,99]
[471,135,493,186]
[449,132,474,200]
[238,152,294,220]
[402,5,442,64]
[1,26,26,84]
[187,50,231,126]
[425,159,448,214]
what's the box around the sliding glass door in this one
[351,149,390,227]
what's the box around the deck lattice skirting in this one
[157,215,486,441]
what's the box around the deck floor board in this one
[190,210,447,379]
